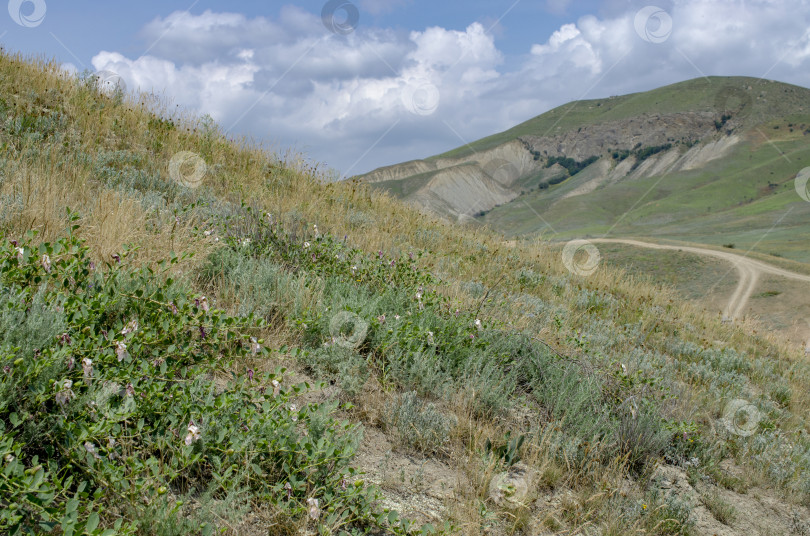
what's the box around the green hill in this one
[359,76,810,263]
[3,52,810,535]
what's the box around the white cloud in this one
[90,1,810,176]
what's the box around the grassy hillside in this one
[363,76,810,263]
[482,124,810,262]
[3,52,810,535]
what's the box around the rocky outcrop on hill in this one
[359,112,740,220]
[519,112,718,161]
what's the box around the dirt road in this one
[590,239,810,324]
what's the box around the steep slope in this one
[7,51,810,536]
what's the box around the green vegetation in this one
[3,51,810,534]
[543,155,599,176]
[0,224,436,535]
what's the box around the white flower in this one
[307,497,320,520]
[303,242,311,249]
[185,421,201,445]
[250,337,261,356]
[15,247,23,262]
[55,379,75,406]
[427,331,435,345]
[84,442,101,460]
[115,341,128,362]
[81,358,93,380]
[394,314,400,320]
[199,296,209,312]
[474,319,482,331]
[313,224,319,237]
[289,404,298,422]
[121,319,139,335]
[4,453,14,463]
[203,230,213,237]
[41,254,51,273]
[415,291,422,300]
[240,238,251,247]
[272,379,281,397]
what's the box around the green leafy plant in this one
[484,431,525,467]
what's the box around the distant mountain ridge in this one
[356,76,810,262]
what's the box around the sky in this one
[4,0,810,176]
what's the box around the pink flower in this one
[125,383,135,397]
[247,369,254,381]
[169,302,178,315]
[284,481,293,498]
[41,254,51,273]
[377,314,386,324]
[199,296,209,312]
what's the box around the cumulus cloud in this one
[90,1,810,175]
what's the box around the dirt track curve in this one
[589,239,810,324]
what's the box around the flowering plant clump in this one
[0,225,433,535]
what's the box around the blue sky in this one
[4,0,810,175]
